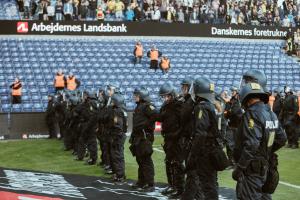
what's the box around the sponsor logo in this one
[17,22,28,33]
[22,134,49,139]
[30,22,127,34]
[211,27,287,37]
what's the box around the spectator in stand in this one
[17,0,24,13]
[23,0,30,19]
[294,28,300,57]
[47,2,55,21]
[55,0,63,21]
[147,45,162,71]
[134,6,144,21]
[73,0,80,20]
[282,15,291,27]
[126,6,135,21]
[152,6,161,22]
[97,5,105,21]
[160,55,170,74]
[64,0,73,21]
[107,0,116,18]
[115,0,125,20]
[89,0,98,20]
[177,8,185,23]
[190,7,199,24]
[80,0,89,20]
[10,77,22,104]
[133,41,143,65]
[166,7,176,23]
[286,28,294,55]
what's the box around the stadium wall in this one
[0,112,134,140]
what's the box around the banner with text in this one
[0,20,290,39]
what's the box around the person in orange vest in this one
[159,55,171,74]
[66,72,80,91]
[10,77,22,104]
[133,41,143,65]
[54,69,66,92]
[268,89,276,111]
[147,45,162,71]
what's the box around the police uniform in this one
[233,83,287,200]
[224,93,243,165]
[182,77,219,200]
[161,99,186,195]
[76,94,99,164]
[131,102,156,188]
[99,93,127,181]
[46,95,57,139]
[280,92,299,148]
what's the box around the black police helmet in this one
[181,77,192,86]
[239,83,269,106]
[111,93,125,107]
[133,87,151,102]
[192,77,215,103]
[86,91,97,99]
[159,83,176,97]
[243,70,267,91]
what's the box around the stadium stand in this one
[0,37,299,112]
[13,0,300,27]
[0,0,20,20]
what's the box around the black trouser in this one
[136,148,155,186]
[164,139,185,193]
[110,134,126,178]
[77,125,98,161]
[182,149,218,200]
[236,161,271,200]
[150,60,158,70]
[46,115,56,138]
[134,56,142,64]
[226,127,237,164]
[12,96,21,104]
[285,123,299,146]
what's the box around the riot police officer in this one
[182,77,219,200]
[224,86,243,166]
[75,91,99,165]
[280,87,299,148]
[99,93,127,182]
[233,83,287,200]
[46,94,57,139]
[98,83,120,174]
[157,83,185,198]
[130,87,157,191]
[178,78,194,161]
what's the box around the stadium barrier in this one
[0,112,134,140]
[0,20,292,39]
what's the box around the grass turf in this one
[0,136,299,199]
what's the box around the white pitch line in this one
[153,148,164,153]
[153,147,300,190]
[279,181,300,189]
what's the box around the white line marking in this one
[279,181,300,189]
[153,148,164,153]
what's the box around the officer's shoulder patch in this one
[250,83,261,90]
[198,109,203,119]
[210,83,215,92]
[248,118,255,129]
[114,116,118,123]
[149,105,155,110]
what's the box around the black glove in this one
[232,166,244,181]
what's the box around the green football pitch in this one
[0,136,299,200]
